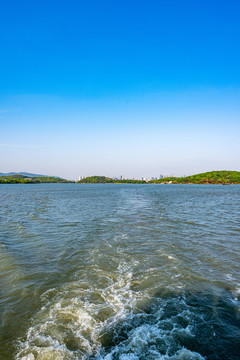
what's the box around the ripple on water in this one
[14,258,240,360]
[0,184,239,360]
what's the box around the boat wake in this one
[14,260,215,360]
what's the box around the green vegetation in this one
[0,174,72,184]
[1,171,239,185]
[150,171,240,185]
[78,176,146,184]
[78,176,113,183]
[78,171,240,185]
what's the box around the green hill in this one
[78,176,113,183]
[78,172,240,185]
[151,171,240,184]
[0,174,72,184]
[78,176,145,184]
[1,171,239,185]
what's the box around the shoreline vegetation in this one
[0,175,72,184]
[0,171,240,184]
[77,171,240,184]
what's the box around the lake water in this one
[0,184,240,360]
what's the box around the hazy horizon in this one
[1,1,240,179]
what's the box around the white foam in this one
[15,261,139,359]
[97,322,204,360]
[170,348,205,360]
[15,258,205,360]
[225,273,234,280]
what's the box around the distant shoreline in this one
[76,171,240,185]
[1,171,239,185]
[1,182,239,185]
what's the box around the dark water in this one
[0,184,240,360]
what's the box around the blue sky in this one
[1,0,240,179]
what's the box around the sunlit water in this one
[0,184,240,360]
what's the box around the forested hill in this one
[78,176,145,184]
[77,171,240,184]
[1,171,239,185]
[0,174,72,184]
[151,171,240,184]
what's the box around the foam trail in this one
[15,261,140,359]
[15,260,206,360]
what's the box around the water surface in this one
[0,184,240,359]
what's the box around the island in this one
[1,171,240,185]
[0,174,72,184]
[77,171,240,185]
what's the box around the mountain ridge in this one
[0,172,59,178]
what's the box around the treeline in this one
[150,171,240,184]
[78,171,240,185]
[78,176,146,184]
[0,175,72,184]
[1,171,239,185]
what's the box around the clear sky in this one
[1,0,240,179]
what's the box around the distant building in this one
[159,175,163,179]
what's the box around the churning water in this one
[0,184,239,360]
